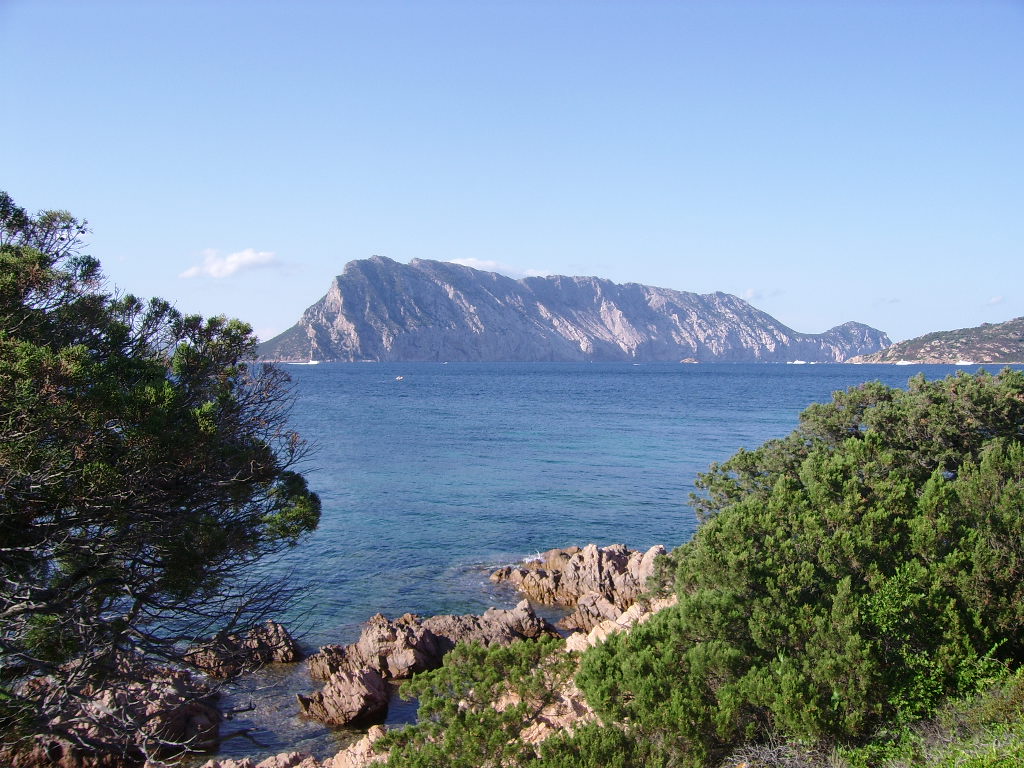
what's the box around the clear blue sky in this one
[2,0,1020,342]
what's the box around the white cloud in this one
[871,297,901,307]
[988,295,1004,305]
[743,288,784,301]
[180,248,277,279]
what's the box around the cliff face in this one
[258,257,890,363]
[850,316,1024,364]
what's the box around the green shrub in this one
[383,637,576,768]
[578,370,1024,760]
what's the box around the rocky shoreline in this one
[295,600,559,728]
[200,543,672,768]
[4,544,672,768]
[490,542,667,631]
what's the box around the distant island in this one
[850,316,1024,364]
[258,257,890,363]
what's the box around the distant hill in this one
[258,256,891,363]
[850,316,1024,364]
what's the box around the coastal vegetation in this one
[380,367,1024,767]
[0,193,320,762]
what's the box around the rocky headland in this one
[849,316,1024,364]
[257,257,890,363]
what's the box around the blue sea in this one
[213,362,1015,759]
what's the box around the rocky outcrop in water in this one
[306,614,441,681]
[490,543,667,631]
[299,600,558,727]
[307,600,558,684]
[186,621,303,679]
[257,257,890,363]
[420,601,561,655]
[295,668,389,727]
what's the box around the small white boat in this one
[955,360,975,366]
[395,375,405,381]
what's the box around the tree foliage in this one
[0,192,320,756]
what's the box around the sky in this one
[1,0,1021,343]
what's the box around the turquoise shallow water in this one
[213,362,1012,759]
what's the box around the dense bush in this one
[576,369,1024,765]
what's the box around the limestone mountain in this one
[850,316,1024,364]
[258,257,891,363]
